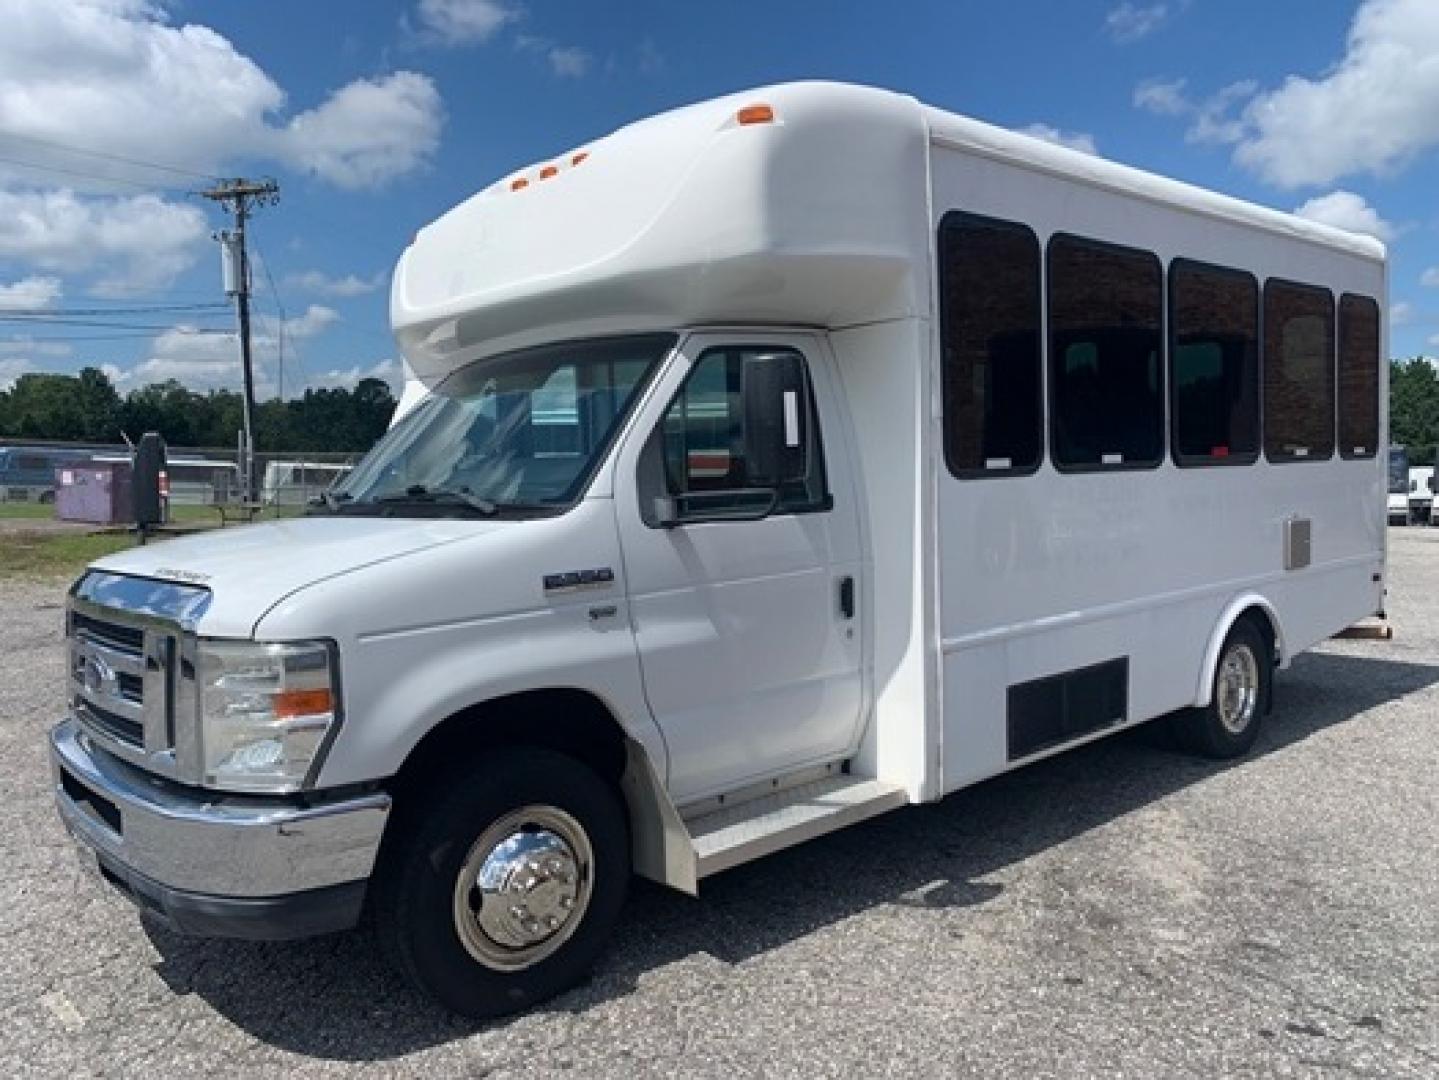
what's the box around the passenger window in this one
[1048,234,1164,470]
[1264,280,1334,462]
[1338,293,1380,459]
[1169,260,1260,466]
[656,347,828,519]
[938,212,1043,477]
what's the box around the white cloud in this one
[412,0,518,46]
[284,270,386,297]
[1422,267,1439,288]
[311,358,403,393]
[515,34,594,79]
[0,188,207,295]
[278,72,443,190]
[1292,191,1396,242]
[0,357,37,391]
[1224,0,1439,188]
[1016,124,1099,156]
[1391,300,1413,326]
[1135,78,1261,146]
[261,304,340,341]
[0,336,72,357]
[1133,77,1189,116]
[0,0,443,192]
[0,275,62,309]
[1106,2,1172,43]
[546,46,592,78]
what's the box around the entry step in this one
[690,776,908,879]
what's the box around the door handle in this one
[838,575,855,620]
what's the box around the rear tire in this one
[373,746,630,1019]
[1176,619,1270,759]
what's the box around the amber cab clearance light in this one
[510,177,529,191]
[737,104,775,126]
[571,151,589,166]
[539,165,559,180]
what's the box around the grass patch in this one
[0,502,303,524]
[0,502,54,520]
[0,531,140,581]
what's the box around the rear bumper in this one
[50,717,390,939]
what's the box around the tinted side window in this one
[938,212,1043,477]
[1048,234,1164,470]
[1263,280,1334,462]
[1337,293,1380,459]
[1169,260,1259,466]
[658,347,828,518]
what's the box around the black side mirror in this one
[741,352,807,488]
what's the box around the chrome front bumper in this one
[51,717,391,939]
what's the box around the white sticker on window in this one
[1294,446,1310,458]
[783,390,800,447]
[984,457,1012,470]
[1101,452,1123,465]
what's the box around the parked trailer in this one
[1389,447,1411,524]
[0,446,94,502]
[50,83,1386,1019]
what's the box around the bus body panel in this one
[926,133,1386,794]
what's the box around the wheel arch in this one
[1195,595,1284,709]
[382,687,696,894]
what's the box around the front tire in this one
[374,746,630,1019]
[1177,619,1270,759]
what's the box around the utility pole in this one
[202,177,279,502]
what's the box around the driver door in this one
[614,332,865,805]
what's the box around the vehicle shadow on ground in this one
[142,649,1439,1061]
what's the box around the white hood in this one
[91,517,491,637]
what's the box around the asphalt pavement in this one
[2,530,1436,1077]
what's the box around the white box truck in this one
[51,82,1387,1018]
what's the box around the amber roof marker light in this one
[736,104,775,126]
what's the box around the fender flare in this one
[1194,593,1286,708]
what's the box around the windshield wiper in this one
[311,490,353,511]
[371,484,498,516]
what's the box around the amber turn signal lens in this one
[737,104,775,125]
[272,688,334,718]
[510,178,529,191]
[539,165,558,180]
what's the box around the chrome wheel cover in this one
[452,805,593,972]
[1216,642,1260,735]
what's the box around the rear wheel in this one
[374,746,630,1019]
[1177,619,1270,759]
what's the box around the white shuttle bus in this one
[51,83,1386,1018]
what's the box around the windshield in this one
[1389,448,1409,494]
[330,333,674,516]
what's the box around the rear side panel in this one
[928,139,1386,794]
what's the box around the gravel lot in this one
[2,531,1436,1078]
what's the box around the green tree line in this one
[1391,357,1439,465]
[0,367,396,453]
[5,359,1438,460]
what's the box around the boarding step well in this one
[689,775,908,879]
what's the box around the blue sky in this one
[1,0,1436,399]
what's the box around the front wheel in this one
[1176,620,1270,759]
[373,746,630,1019]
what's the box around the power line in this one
[0,329,234,343]
[250,234,290,398]
[0,128,223,183]
[0,315,233,331]
[0,153,197,193]
[0,302,228,317]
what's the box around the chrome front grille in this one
[70,612,164,752]
[67,571,212,781]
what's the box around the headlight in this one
[198,639,340,793]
